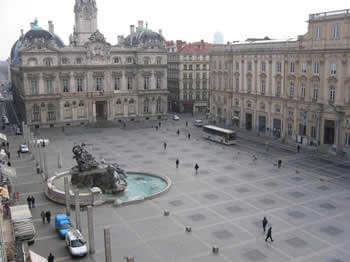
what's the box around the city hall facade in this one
[210,9,350,153]
[10,0,168,127]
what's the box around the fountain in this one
[45,144,171,206]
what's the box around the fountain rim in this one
[46,170,172,206]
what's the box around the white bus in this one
[203,125,236,145]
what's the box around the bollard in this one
[104,227,112,262]
[74,190,81,232]
[64,177,70,216]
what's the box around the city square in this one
[9,115,350,261]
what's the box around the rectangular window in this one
[76,78,83,92]
[276,81,281,97]
[300,84,305,97]
[311,126,317,138]
[46,79,53,94]
[196,64,200,71]
[235,62,239,71]
[202,72,207,79]
[276,62,281,73]
[288,123,293,136]
[31,79,39,95]
[96,77,103,91]
[261,79,265,95]
[345,133,350,145]
[247,61,252,72]
[144,76,150,89]
[330,87,335,102]
[63,79,69,93]
[127,77,133,90]
[114,77,120,91]
[301,63,307,73]
[247,78,252,93]
[332,24,339,40]
[299,124,306,136]
[330,63,336,75]
[235,78,239,90]
[261,62,266,73]
[219,78,222,89]
[202,80,207,89]
[183,73,187,79]
[315,27,320,40]
[290,82,294,97]
[313,84,318,101]
[156,78,161,89]
[314,62,319,74]
[290,62,295,73]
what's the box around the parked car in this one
[55,214,72,238]
[20,144,29,153]
[194,119,203,127]
[65,228,88,257]
[2,116,9,125]
[173,115,180,121]
[35,138,50,146]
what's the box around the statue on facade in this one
[70,144,128,194]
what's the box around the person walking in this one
[7,151,10,160]
[176,159,179,168]
[186,121,188,127]
[277,159,282,168]
[156,125,158,131]
[6,142,9,149]
[31,196,35,208]
[262,217,268,233]
[177,129,180,136]
[188,133,191,140]
[265,226,273,242]
[46,211,51,223]
[158,122,161,128]
[41,211,46,223]
[164,142,167,151]
[7,162,11,167]
[194,163,199,175]
[17,149,21,158]
[27,196,32,208]
[297,144,300,153]
[48,253,54,262]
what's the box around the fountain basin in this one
[45,171,171,206]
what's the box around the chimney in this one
[138,20,144,31]
[48,21,54,34]
[159,29,162,36]
[176,40,183,51]
[130,25,135,34]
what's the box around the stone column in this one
[335,111,344,155]
[64,176,71,216]
[104,227,112,262]
[74,190,81,232]
[22,121,25,140]
[58,152,62,169]
[43,148,49,181]
[87,206,95,254]
[38,144,43,174]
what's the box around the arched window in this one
[144,98,150,113]
[260,102,265,111]
[32,104,41,122]
[43,58,52,66]
[113,57,120,64]
[247,100,252,108]
[62,58,69,65]
[48,104,56,121]
[76,58,82,64]
[79,101,84,107]
[129,98,135,104]
[116,99,121,105]
[143,57,150,65]
[28,58,38,66]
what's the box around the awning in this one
[0,133,7,142]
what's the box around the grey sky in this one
[0,0,348,60]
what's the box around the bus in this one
[202,125,236,145]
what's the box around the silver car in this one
[65,228,88,257]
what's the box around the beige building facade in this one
[10,0,168,127]
[210,9,350,154]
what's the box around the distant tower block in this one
[214,31,224,44]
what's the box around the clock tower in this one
[74,0,98,45]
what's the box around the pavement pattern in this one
[8,115,350,262]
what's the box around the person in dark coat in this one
[265,226,273,242]
[186,121,188,127]
[194,163,199,174]
[41,211,46,223]
[31,196,35,208]
[7,162,11,167]
[156,125,158,131]
[176,159,179,168]
[297,144,300,153]
[7,151,10,160]
[46,211,51,223]
[176,129,180,136]
[164,142,167,150]
[277,159,282,168]
[48,253,54,262]
[188,133,191,140]
[158,122,161,128]
[17,149,21,158]
[262,217,268,233]
[27,196,32,208]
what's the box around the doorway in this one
[246,113,252,130]
[273,119,281,137]
[96,101,107,120]
[258,116,266,132]
[324,120,335,144]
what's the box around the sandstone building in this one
[210,9,350,154]
[10,0,168,127]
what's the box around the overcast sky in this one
[0,0,348,60]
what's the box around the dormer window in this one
[76,58,82,64]
[127,57,134,64]
[144,58,150,65]
[62,58,69,65]
[332,24,339,40]
[113,57,120,64]
[44,58,52,66]
[315,26,321,40]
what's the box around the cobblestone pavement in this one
[8,115,350,262]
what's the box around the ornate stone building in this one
[10,0,168,127]
[210,9,350,154]
[168,41,212,113]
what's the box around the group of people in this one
[262,216,274,242]
[40,210,52,223]
[26,195,35,208]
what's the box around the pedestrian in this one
[265,226,273,242]
[7,151,10,160]
[123,121,126,128]
[188,133,191,140]
[62,126,65,133]
[31,196,35,208]
[194,163,199,174]
[164,142,167,150]
[7,162,11,167]
[42,140,45,147]
[277,159,282,168]
[186,121,188,127]
[27,196,31,208]
[176,158,179,168]
[46,211,51,223]
[177,129,180,136]
[41,211,46,223]
[297,144,300,153]
[2,142,5,148]
[6,142,9,149]
[48,253,54,262]
[262,217,268,233]
[156,125,158,131]
[17,149,21,158]
[159,122,161,128]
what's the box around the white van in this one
[194,119,203,127]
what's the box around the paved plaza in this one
[9,116,350,262]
